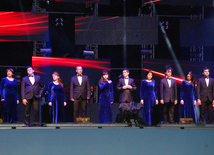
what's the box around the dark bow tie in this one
[124,78,129,79]
[29,75,34,77]
[167,77,171,80]
[205,77,209,79]
[77,74,82,77]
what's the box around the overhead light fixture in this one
[141,49,152,55]
[40,48,52,56]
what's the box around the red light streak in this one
[75,29,92,32]
[32,56,110,74]
[143,68,184,85]
[75,16,119,26]
[0,12,48,41]
[75,17,90,21]
[144,0,161,4]
[84,0,100,4]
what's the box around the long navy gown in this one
[48,82,66,123]
[180,80,197,123]
[0,77,19,123]
[99,81,114,123]
[140,80,158,126]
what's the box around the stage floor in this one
[0,122,214,130]
[1,123,214,155]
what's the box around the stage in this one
[0,122,214,130]
[0,123,214,155]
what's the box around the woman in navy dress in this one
[140,70,158,126]
[99,70,114,123]
[48,72,67,123]
[0,68,19,123]
[180,71,197,123]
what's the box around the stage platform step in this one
[159,123,214,129]
[0,123,214,129]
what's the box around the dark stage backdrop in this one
[75,16,158,45]
[0,12,49,41]
[180,19,214,46]
[49,0,110,5]
[143,0,214,6]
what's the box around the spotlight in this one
[190,52,202,58]
[40,48,52,56]
[83,50,95,58]
[141,49,152,55]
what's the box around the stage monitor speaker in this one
[179,118,193,124]
[76,117,90,123]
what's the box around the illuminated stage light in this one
[83,50,95,57]
[141,49,152,55]
[40,48,52,56]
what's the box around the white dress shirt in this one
[124,77,129,86]
[205,78,209,87]
[167,77,171,88]
[77,75,82,85]
[29,75,35,85]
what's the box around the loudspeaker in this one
[180,118,193,124]
[76,117,90,123]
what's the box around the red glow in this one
[84,0,100,4]
[75,17,90,21]
[32,56,110,74]
[75,29,92,32]
[144,0,161,4]
[143,68,184,85]
[75,16,119,26]
[0,12,48,41]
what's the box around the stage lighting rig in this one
[83,50,95,58]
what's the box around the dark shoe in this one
[197,121,204,124]
[33,123,39,127]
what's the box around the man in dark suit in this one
[21,66,44,126]
[70,66,90,122]
[197,67,214,124]
[117,68,137,104]
[160,66,177,123]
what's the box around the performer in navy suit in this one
[21,66,44,126]
[197,67,214,124]
[70,66,90,122]
[160,65,177,123]
[117,68,137,105]
[0,68,19,123]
